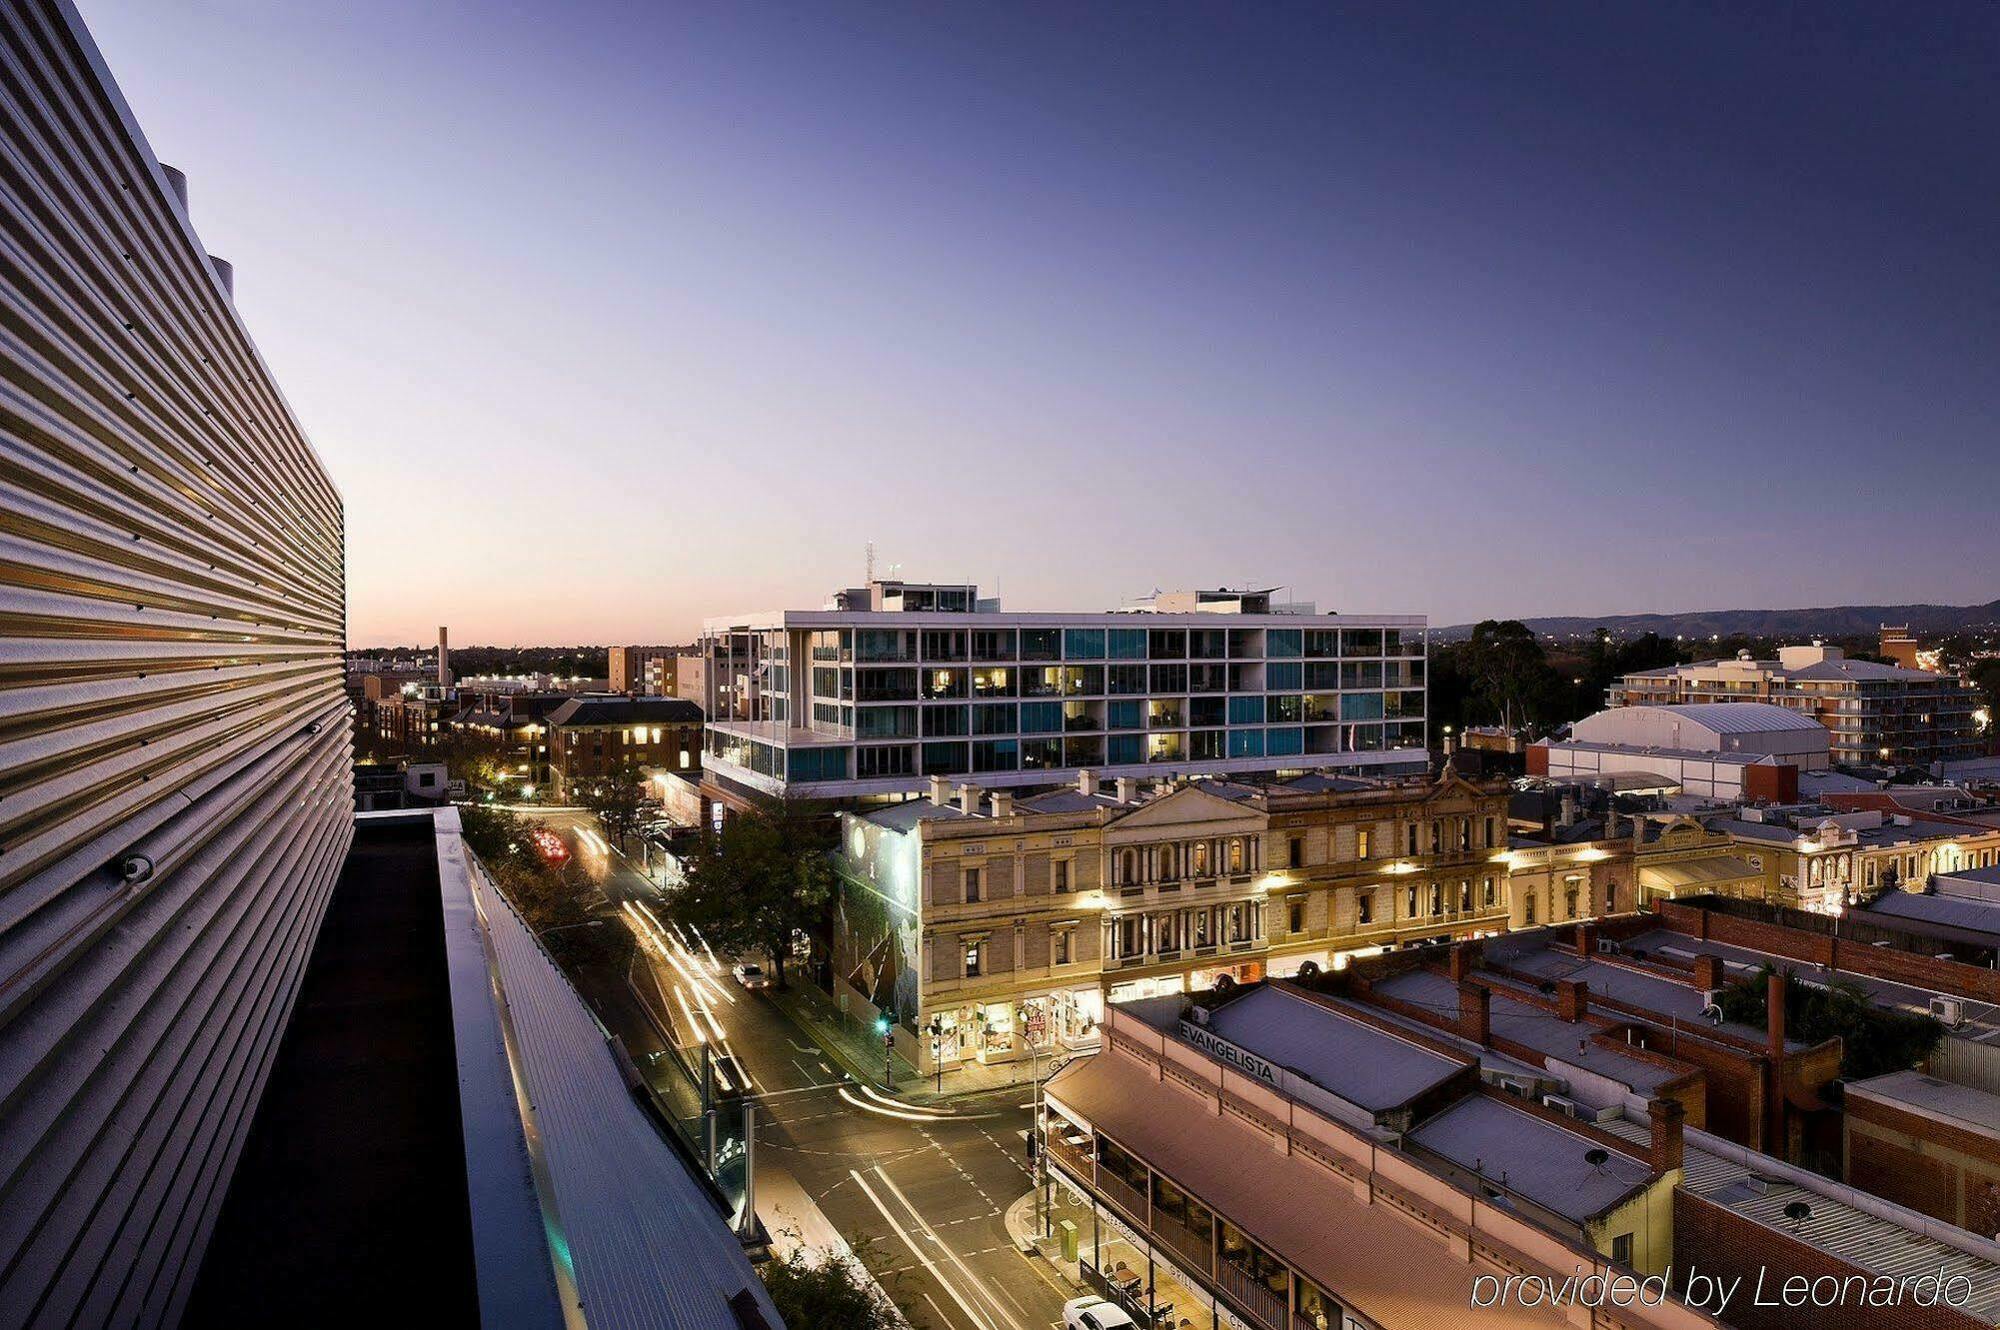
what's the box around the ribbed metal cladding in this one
[0,4,353,1327]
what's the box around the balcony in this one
[1097,1169,1149,1226]
[1045,1130,1093,1180]
[1150,1210,1213,1275]
[1218,1262,1288,1330]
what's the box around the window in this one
[1484,817,1497,849]
[1055,930,1073,965]
[1483,876,1496,907]
[1288,837,1304,869]
[1428,883,1442,916]
[1565,888,1579,919]
[1524,895,1537,925]
[1356,829,1371,860]
[964,942,983,978]
[1054,860,1070,893]
[965,868,982,902]
[1612,1233,1633,1267]
[1459,881,1472,912]
[1228,839,1245,873]
[1405,885,1417,917]
[1287,898,1305,934]
[1357,892,1374,925]
[1406,823,1418,857]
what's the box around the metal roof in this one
[1600,1116,2000,1318]
[443,812,780,1329]
[1629,702,1830,734]
[1202,984,1465,1114]
[1408,1094,1651,1223]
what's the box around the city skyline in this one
[79,1,2000,647]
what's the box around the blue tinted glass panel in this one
[1266,662,1302,691]
[1228,695,1264,726]
[1064,629,1106,659]
[1340,692,1386,721]
[1267,629,1302,658]
[1108,629,1148,660]
[1227,729,1265,758]
[1108,699,1143,730]
[1020,701,1062,733]
[1107,734,1143,765]
[1266,727,1303,756]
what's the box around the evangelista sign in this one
[1179,1020,1280,1087]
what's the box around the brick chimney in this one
[1766,970,1787,1060]
[1557,979,1589,1023]
[929,775,952,807]
[1459,982,1491,1045]
[1647,1097,1686,1174]
[958,783,981,816]
[1575,921,1598,956]
[1077,770,1099,797]
[1692,954,1724,992]
[991,790,1014,820]
[1115,777,1139,803]
[1448,942,1476,983]
[437,625,451,687]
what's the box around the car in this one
[730,961,772,991]
[1062,1296,1136,1330]
[708,1050,750,1099]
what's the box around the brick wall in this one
[1658,901,2000,1006]
[1673,1190,1987,1330]
[1846,1091,2000,1232]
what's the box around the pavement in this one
[513,805,1074,1330]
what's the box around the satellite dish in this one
[1297,961,1322,982]
[1584,1148,1611,1169]
[1784,1200,1813,1227]
[1213,974,1237,996]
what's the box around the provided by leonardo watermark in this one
[1470,1265,1977,1318]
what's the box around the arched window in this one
[1120,849,1137,885]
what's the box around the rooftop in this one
[1199,983,1467,1116]
[1407,1093,1651,1223]
[192,812,776,1330]
[1845,1070,2000,1144]
[547,695,705,727]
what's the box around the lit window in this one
[964,942,983,978]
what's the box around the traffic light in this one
[873,1009,892,1038]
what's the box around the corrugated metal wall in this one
[0,4,353,1325]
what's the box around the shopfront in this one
[926,986,1105,1071]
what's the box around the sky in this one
[79,2,2000,646]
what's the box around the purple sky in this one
[80,2,2000,646]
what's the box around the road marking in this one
[850,1169,998,1330]
[871,1167,1028,1330]
[922,1291,964,1330]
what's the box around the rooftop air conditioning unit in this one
[1931,996,1966,1029]
[1597,938,1618,955]
[1543,1094,1582,1118]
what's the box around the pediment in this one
[1103,785,1267,840]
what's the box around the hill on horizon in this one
[1434,597,2000,643]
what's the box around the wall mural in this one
[835,816,922,1028]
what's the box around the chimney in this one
[437,626,452,687]
[1604,805,1621,838]
[1766,970,1787,1060]
[1575,921,1598,956]
[1692,954,1724,992]
[1647,1097,1686,1174]
[1115,777,1139,803]
[1459,982,1491,1045]
[929,775,952,807]
[1557,979,1589,1023]
[1077,770,1099,797]
[958,783,981,817]
[1448,940,1482,982]
[1558,791,1578,828]
[991,790,1014,820]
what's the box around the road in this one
[513,805,1073,1330]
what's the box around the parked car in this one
[1062,1296,1135,1330]
[730,961,772,991]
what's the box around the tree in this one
[1973,658,2000,730]
[662,804,834,986]
[458,804,632,974]
[1716,964,1942,1081]
[1459,620,1563,731]
[581,761,651,848]
[760,1241,900,1330]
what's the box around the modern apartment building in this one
[0,7,351,1321]
[1609,643,1983,767]
[832,769,1511,1080]
[703,579,1428,800]
[609,643,700,696]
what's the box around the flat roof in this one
[1408,1094,1650,1223]
[1372,969,1682,1095]
[1487,933,1798,1049]
[1201,984,1465,1114]
[188,818,483,1325]
[1846,1070,2000,1144]
[704,608,1425,632]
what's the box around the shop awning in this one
[1640,855,1762,893]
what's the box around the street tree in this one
[582,761,651,848]
[661,804,833,987]
[760,1240,900,1330]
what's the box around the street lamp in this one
[534,919,605,940]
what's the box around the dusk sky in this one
[82,2,2000,647]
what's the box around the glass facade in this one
[705,612,1425,790]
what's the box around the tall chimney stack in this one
[437,626,452,687]
[1766,970,1787,1061]
[1647,1097,1686,1174]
